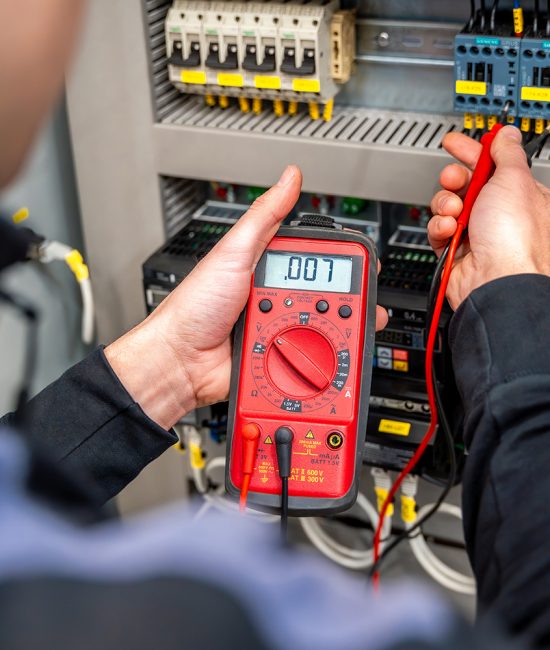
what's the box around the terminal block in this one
[454,32,520,118]
[519,35,550,120]
[165,0,356,117]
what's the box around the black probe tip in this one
[275,426,294,478]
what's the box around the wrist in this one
[105,321,196,430]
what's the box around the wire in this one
[408,503,476,595]
[468,0,477,31]
[369,383,457,577]
[0,289,39,428]
[534,0,540,33]
[490,0,500,33]
[300,493,390,570]
[547,0,550,35]
[371,223,465,587]
[479,0,487,31]
[281,477,289,540]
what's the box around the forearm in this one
[0,347,178,503]
[451,275,550,648]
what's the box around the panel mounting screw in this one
[377,31,390,48]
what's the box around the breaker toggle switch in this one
[206,42,238,70]
[169,40,201,67]
[242,44,276,72]
[281,47,316,76]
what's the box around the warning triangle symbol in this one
[305,430,315,439]
[264,435,273,445]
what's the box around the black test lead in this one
[275,426,294,542]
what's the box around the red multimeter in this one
[225,215,378,515]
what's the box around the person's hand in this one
[106,166,388,429]
[427,125,550,310]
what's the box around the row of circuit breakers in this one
[165,1,550,127]
[165,0,354,120]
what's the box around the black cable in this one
[281,476,289,539]
[275,426,293,544]
[0,288,39,429]
[490,0,500,33]
[547,0,550,35]
[468,0,477,32]
[479,0,487,31]
[534,0,540,34]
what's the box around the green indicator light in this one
[243,30,255,37]
[282,33,295,39]
[206,29,218,36]
[170,28,182,33]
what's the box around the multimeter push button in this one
[338,305,352,319]
[259,299,272,313]
[316,300,329,313]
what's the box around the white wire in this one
[79,277,95,344]
[192,455,277,523]
[407,502,476,595]
[299,493,388,570]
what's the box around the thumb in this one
[491,125,529,173]
[215,165,303,267]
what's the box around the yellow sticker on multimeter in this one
[379,419,411,437]
[292,79,321,93]
[455,80,487,96]
[181,70,206,85]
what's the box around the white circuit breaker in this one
[165,0,355,107]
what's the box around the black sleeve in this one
[450,274,550,649]
[0,347,178,503]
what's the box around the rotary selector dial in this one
[251,311,351,413]
[266,326,336,398]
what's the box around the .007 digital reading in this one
[264,252,353,293]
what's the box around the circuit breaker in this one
[165,0,355,117]
[519,37,550,121]
[454,31,520,119]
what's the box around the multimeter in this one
[225,214,378,515]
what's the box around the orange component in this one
[240,422,261,511]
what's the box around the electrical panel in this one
[165,0,355,119]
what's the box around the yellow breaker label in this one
[217,73,244,87]
[255,76,281,90]
[181,70,206,85]
[521,87,550,102]
[293,79,321,93]
[455,80,487,96]
[379,419,411,437]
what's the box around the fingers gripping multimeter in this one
[225,215,378,515]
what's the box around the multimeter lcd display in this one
[264,252,353,293]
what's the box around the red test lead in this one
[371,122,504,587]
[239,422,261,512]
